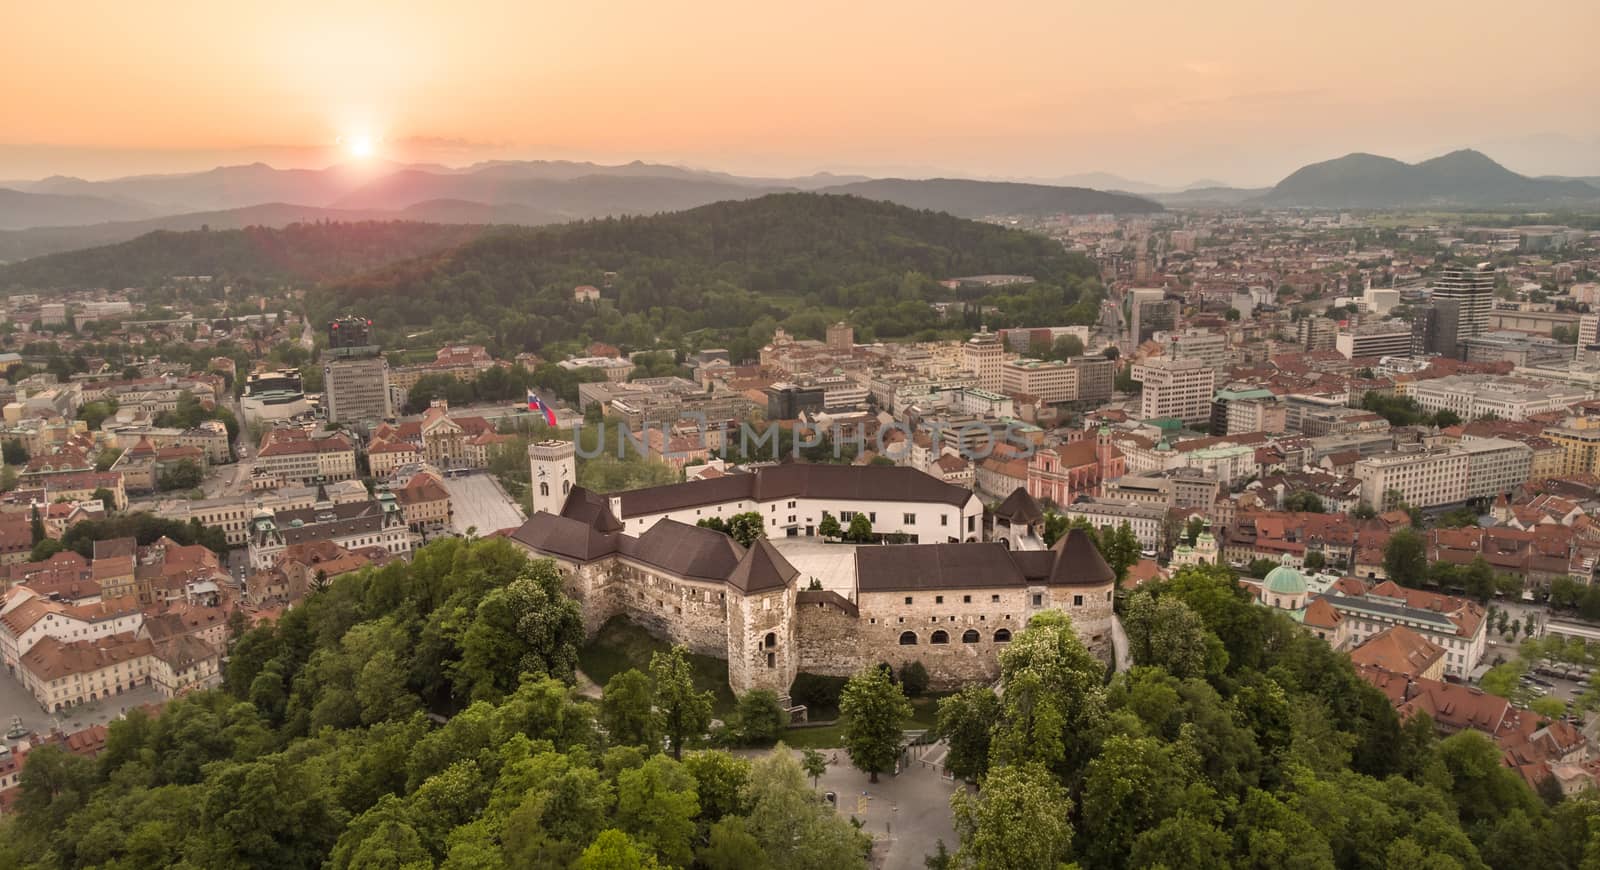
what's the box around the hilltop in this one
[319,192,1104,354]
[1262,149,1600,208]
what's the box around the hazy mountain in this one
[0,188,153,230]
[21,163,381,213]
[329,172,786,216]
[0,201,561,263]
[1151,186,1271,207]
[1263,149,1600,208]
[816,178,1163,216]
[0,221,494,290]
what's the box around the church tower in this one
[528,440,576,516]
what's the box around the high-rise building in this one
[323,355,393,424]
[1298,317,1337,352]
[1132,357,1216,425]
[328,315,374,350]
[963,326,1004,391]
[1126,290,1178,345]
[1428,264,1494,355]
[1579,314,1598,348]
[1335,322,1413,359]
[826,322,854,352]
[1069,357,1114,406]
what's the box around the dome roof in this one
[1264,565,1307,596]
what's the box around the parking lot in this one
[441,472,526,535]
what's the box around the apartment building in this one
[1062,499,1166,549]
[1355,446,1468,510]
[1001,359,1076,404]
[323,354,393,424]
[255,429,358,485]
[1132,357,1217,425]
[1167,330,1230,371]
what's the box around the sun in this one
[341,133,376,160]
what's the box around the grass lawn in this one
[577,616,738,716]
[779,693,946,749]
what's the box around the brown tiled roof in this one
[20,632,153,681]
[625,520,745,583]
[856,542,1023,592]
[559,486,623,533]
[1049,528,1116,587]
[994,487,1044,525]
[726,539,798,594]
[509,512,623,562]
[1349,625,1445,676]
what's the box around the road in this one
[1111,614,1130,673]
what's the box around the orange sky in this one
[4,0,1597,184]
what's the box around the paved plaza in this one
[798,745,962,870]
[442,472,526,535]
[0,668,163,747]
[771,538,861,595]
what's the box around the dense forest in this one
[318,194,1105,360]
[2,536,1591,869]
[0,221,492,291]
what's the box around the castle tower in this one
[528,440,576,516]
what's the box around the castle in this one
[509,440,1116,694]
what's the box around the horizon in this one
[5,1,1597,186]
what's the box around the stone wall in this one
[794,595,864,679]
[727,587,797,694]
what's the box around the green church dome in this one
[1263,564,1307,596]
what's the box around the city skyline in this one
[4,0,1597,185]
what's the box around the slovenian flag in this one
[527,390,557,426]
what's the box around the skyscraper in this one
[1428,263,1495,356]
[321,314,390,424]
[964,326,1004,391]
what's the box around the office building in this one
[1168,330,1230,370]
[826,322,854,352]
[1298,317,1337,352]
[1408,374,1585,422]
[323,355,393,424]
[1428,264,1494,354]
[1001,359,1076,404]
[1458,333,1577,368]
[1069,356,1115,405]
[765,383,826,420]
[1335,322,1413,360]
[963,327,1004,391]
[1353,439,1530,509]
[1132,357,1216,425]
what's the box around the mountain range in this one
[0,149,1595,265]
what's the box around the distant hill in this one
[0,221,493,290]
[816,178,1163,216]
[1151,186,1271,207]
[329,172,787,217]
[0,201,558,263]
[0,188,152,231]
[1263,149,1600,208]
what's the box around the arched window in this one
[930,630,949,645]
[994,628,1012,643]
[563,481,571,495]
[899,631,918,646]
[539,482,550,497]
[764,632,777,649]
[962,629,980,644]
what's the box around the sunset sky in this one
[5,0,1597,185]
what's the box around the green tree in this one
[649,645,713,760]
[846,513,873,543]
[898,661,930,698]
[601,669,661,749]
[989,611,1107,776]
[1099,522,1142,586]
[839,665,912,782]
[1121,590,1225,680]
[742,747,869,869]
[951,763,1073,870]
[1078,733,1215,870]
[935,685,1000,781]
[1303,551,1326,572]
[157,458,204,491]
[725,511,765,548]
[3,439,29,465]
[576,829,661,870]
[1384,527,1428,587]
[615,756,698,868]
[730,689,786,745]
[1284,491,1326,513]
[801,748,828,789]
[1048,334,1084,359]
[817,512,841,540]
[698,817,769,870]
[453,559,585,702]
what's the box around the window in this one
[1031,593,1043,606]
[1073,595,1083,606]
[841,511,855,521]
[962,595,971,604]
[968,516,976,532]
[962,629,980,643]
[899,631,918,645]
[991,594,1000,603]
[942,515,949,526]
[539,482,549,497]
[764,632,777,649]
[904,513,916,525]
[994,628,1012,643]
[904,596,913,605]
[931,630,949,644]
[869,513,877,523]
[935,595,944,604]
